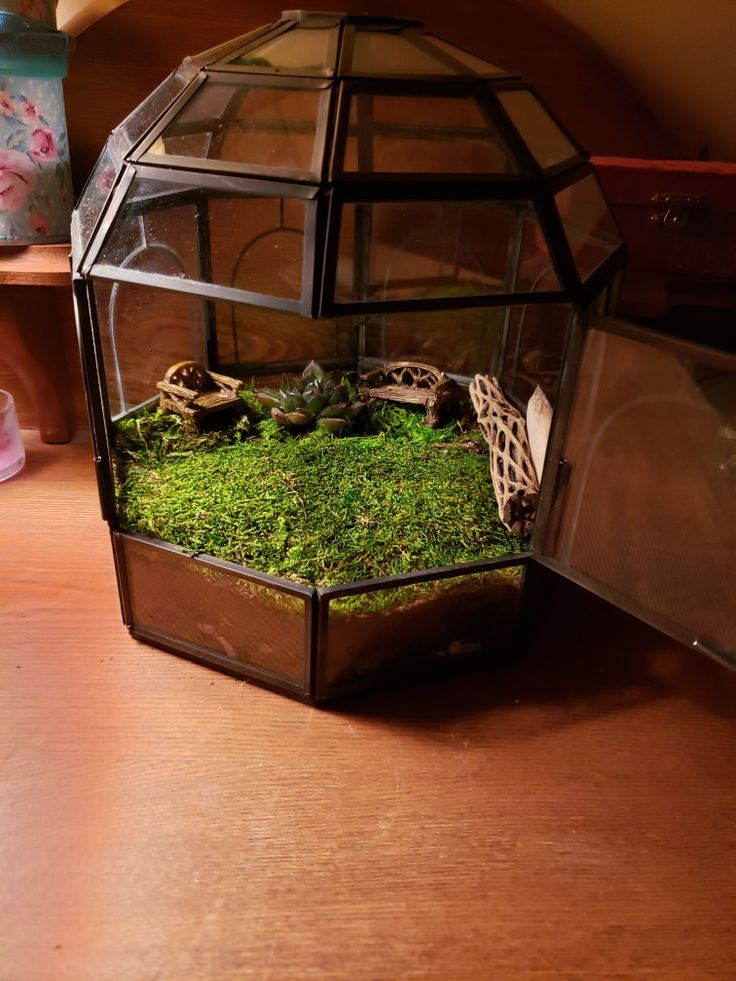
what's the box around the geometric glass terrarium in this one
[71,11,735,701]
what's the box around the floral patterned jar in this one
[0,11,73,244]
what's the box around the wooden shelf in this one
[58,0,131,36]
[0,244,71,286]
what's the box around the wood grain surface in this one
[0,248,80,438]
[1,434,735,980]
[0,287,85,439]
[0,245,71,287]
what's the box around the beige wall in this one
[544,0,736,160]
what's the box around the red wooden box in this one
[593,156,736,322]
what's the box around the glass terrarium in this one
[71,11,736,701]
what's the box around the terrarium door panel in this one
[536,316,736,667]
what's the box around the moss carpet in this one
[116,407,525,588]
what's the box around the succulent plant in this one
[256,361,363,434]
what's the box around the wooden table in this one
[2,434,735,980]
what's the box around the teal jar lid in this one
[0,12,73,78]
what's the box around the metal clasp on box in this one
[649,192,703,230]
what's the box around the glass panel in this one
[214,304,355,372]
[217,195,306,298]
[71,143,118,261]
[320,566,523,698]
[343,93,518,174]
[335,200,558,303]
[96,176,306,301]
[500,304,572,405]
[148,82,324,175]
[350,31,458,75]
[497,89,578,169]
[556,174,622,281]
[423,35,507,75]
[361,307,506,380]
[93,277,207,418]
[119,65,199,148]
[227,25,338,75]
[548,326,736,661]
[121,534,308,686]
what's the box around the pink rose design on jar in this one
[30,213,49,235]
[22,99,41,124]
[0,91,16,117]
[29,127,57,163]
[0,149,37,212]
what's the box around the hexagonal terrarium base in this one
[116,531,525,703]
[112,394,529,701]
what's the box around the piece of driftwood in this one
[359,361,463,428]
[526,385,553,482]
[157,361,244,428]
[469,375,539,537]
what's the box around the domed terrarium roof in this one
[72,9,624,316]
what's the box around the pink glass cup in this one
[0,390,25,481]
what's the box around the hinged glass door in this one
[534,314,736,668]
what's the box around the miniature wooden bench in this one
[358,361,463,428]
[157,360,244,428]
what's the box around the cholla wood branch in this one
[527,385,553,481]
[470,375,539,537]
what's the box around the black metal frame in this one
[80,165,624,322]
[72,9,679,704]
[72,276,117,523]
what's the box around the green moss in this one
[328,566,522,617]
[115,400,526,601]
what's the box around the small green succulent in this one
[256,361,363,434]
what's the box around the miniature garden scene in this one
[114,359,539,593]
[107,342,549,695]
